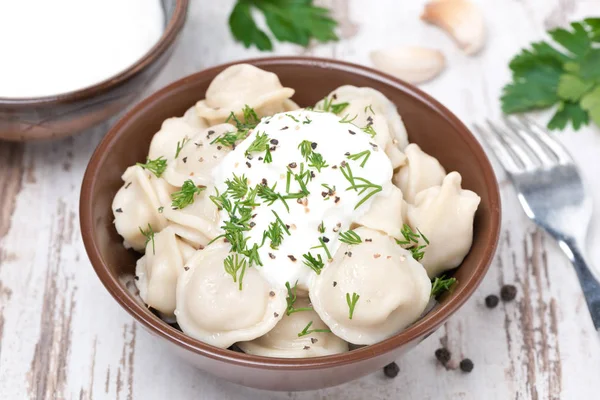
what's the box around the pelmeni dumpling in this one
[162,185,221,246]
[112,166,170,251]
[355,185,406,239]
[135,227,197,318]
[407,172,480,278]
[310,227,431,345]
[163,124,234,187]
[317,85,409,150]
[393,143,446,203]
[175,242,287,348]
[237,298,349,358]
[196,64,297,125]
[148,108,208,162]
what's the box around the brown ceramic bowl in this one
[80,57,501,391]
[0,0,188,142]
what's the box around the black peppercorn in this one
[500,284,517,302]
[435,348,451,365]
[383,362,399,378]
[485,294,499,308]
[460,358,474,373]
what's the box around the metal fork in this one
[474,117,600,335]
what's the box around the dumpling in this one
[163,123,234,187]
[354,185,406,239]
[148,108,208,162]
[135,227,197,318]
[162,185,221,246]
[317,85,409,150]
[175,242,287,348]
[237,298,349,358]
[112,165,170,251]
[310,227,431,345]
[407,172,480,278]
[196,64,296,125]
[393,143,445,203]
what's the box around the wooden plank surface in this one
[1,0,600,398]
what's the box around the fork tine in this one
[518,116,573,164]
[486,119,538,170]
[472,122,521,173]
[503,117,556,167]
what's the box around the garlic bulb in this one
[421,0,486,55]
[370,46,446,84]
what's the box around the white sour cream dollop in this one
[212,109,393,289]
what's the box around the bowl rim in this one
[80,56,501,370]
[0,0,189,105]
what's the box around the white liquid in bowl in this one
[0,0,164,98]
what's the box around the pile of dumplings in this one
[112,64,480,358]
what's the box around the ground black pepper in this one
[115,208,123,213]
[485,294,499,308]
[270,139,279,145]
[333,281,337,287]
[383,362,399,378]
[288,255,297,262]
[460,358,474,373]
[289,162,297,168]
[500,284,517,302]
[182,157,187,163]
[435,348,451,365]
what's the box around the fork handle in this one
[560,238,600,330]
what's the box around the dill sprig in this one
[302,252,325,274]
[297,321,332,337]
[286,113,300,123]
[209,188,233,213]
[226,104,261,131]
[285,281,313,316]
[303,116,312,124]
[311,237,332,260]
[246,132,270,156]
[362,125,377,138]
[264,211,290,249]
[396,224,429,261]
[171,180,206,209]
[339,114,358,124]
[224,253,248,288]
[257,183,290,212]
[224,174,249,200]
[431,275,457,298]
[320,96,350,114]
[287,163,312,197]
[211,130,249,148]
[364,104,375,115]
[175,137,189,159]
[339,230,362,245]
[346,150,371,168]
[318,221,325,234]
[346,292,360,319]
[139,223,155,255]
[136,156,167,178]
[339,163,383,209]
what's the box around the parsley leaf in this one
[501,19,600,131]
[228,0,338,51]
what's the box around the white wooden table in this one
[1,1,600,398]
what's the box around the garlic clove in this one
[370,46,446,84]
[421,0,486,56]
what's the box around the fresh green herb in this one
[396,224,429,261]
[362,124,377,138]
[321,183,335,192]
[286,113,300,123]
[136,157,167,178]
[339,163,383,209]
[171,180,206,209]
[318,221,325,234]
[320,96,350,114]
[246,132,270,156]
[311,237,332,260]
[226,105,261,131]
[175,138,189,159]
[211,130,249,148]
[272,210,291,235]
[339,230,362,245]
[257,183,290,212]
[228,0,338,51]
[243,243,263,267]
[139,224,155,255]
[346,292,360,319]
[303,116,313,124]
[302,252,325,274]
[285,281,313,315]
[297,320,332,337]
[346,150,371,168]
[287,163,311,196]
[210,188,233,213]
[264,211,290,249]
[224,253,248,289]
[339,114,358,124]
[501,18,600,130]
[225,174,249,199]
[431,276,457,298]
[364,104,375,115]
[297,140,329,172]
[285,169,292,193]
